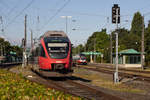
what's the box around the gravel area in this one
[73,67,150,100]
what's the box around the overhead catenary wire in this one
[2,1,150,46]
[47,8,107,17]
[0,6,6,17]
[40,0,72,31]
[0,0,10,8]
[4,0,35,30]
[6,0,21,19]
[0,0,35,45]
[125,11,150,26]
[109,11,150,32]
[35,0,61,33]
[0,0,11,18]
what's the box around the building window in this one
[125,55,141,64]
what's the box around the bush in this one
[0,69,82,100]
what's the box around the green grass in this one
[92,78,144,93]
[0,69,83,100]
[73,68,145,94]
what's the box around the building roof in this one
[81,51,102,55]
[40,31,67,38]
[119,49,141,55]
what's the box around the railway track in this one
[50,78,122,100]
[29,69,122,100]
[0,62,22,70]
[89,63,150,74]
[79,64,150,82]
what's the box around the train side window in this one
[40,45,46,57]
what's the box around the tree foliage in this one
[129,12,143,51]
[130,12,143,36]
[0,37,22,57]
[86,29,109,52]
[145,21,150,65]
[73,11,150,65]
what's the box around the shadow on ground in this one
[45,76,91,82]
[31,68,91,82]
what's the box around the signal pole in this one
[115,9,119,83]
[112,4,120,83]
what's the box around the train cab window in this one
[44,37,70,59]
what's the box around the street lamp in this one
[61,16,72,34]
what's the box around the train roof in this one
[40,31,68,38]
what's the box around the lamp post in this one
[61,16,72,34]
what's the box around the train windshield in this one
[80,54,86,60]
[80,56,86,60]
[48,43,68,53]
[44,37,69,59]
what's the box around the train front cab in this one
[32,37,73,77]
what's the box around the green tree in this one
[145,21,150,66]
[86,29,109,62]
[0,37,22,57]
[111,28,130,51]
[130,12,143,51]
[3,41,11,55]
[11,45,23,57]
[72,44,84,55]
[130,12,143,36]
[0,38,11,56]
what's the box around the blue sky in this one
[0,0,150,46]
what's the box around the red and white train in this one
[29,31,73,77]
[73,54,87,66]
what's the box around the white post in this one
[114,8,119,83]
[90,54,93,63]
[141,16,145,70]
